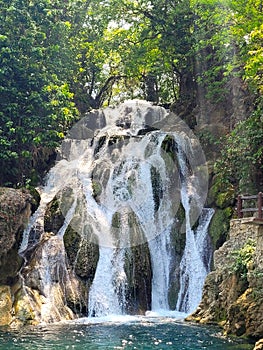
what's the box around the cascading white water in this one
[87,129,176,316]
[20,100,212,322]
[175,136,214,313]
[88,247,127,316]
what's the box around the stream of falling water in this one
[19,100,212,322]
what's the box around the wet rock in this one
[137,125,159,135]
[125,243,152,314]
[44,187,74,234]
[150,166,163,212]
[63,225,99,282]
[168,213,186,309]
[28,188,100,319]
[44,198,64,234]
[123,212,152,314]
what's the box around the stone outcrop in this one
[0,187,35,326]
[254,339,263,350]
[188,219,263,340]
[0,188,33,285]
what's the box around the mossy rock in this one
[27,186,41,213]
[214,306,227,324]
[177,203,185,223]
[209,208,233,249]
[168,208,187,309]
[63,225,99,282]
[91,180,102,200]
[63,226,81,263]
[112,212,121,230]
[160,135,181,176]
[13,288,36,325]
[150,166,163,212]
[124,242,152,314]
[44,187,74,233]
[0,245,23,285]
[171,208,186,256]
[161,135,178,161]
[91,163,110,202]
[174,203,186,237]
[207,183,218,206]
[94,135,106,156]
[44,197,64,233]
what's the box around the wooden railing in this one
[237,192,263,220]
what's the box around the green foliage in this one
[231,239,256,280]
[216,192,235,209]
[198,129,218,148]
[0,0,80,186]
[73,0,202,107]
[0,0,262,188]
[192,0,234,104]
[211,0,263,196]
[215,109,263,193]
[228,0,263,97]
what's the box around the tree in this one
[0,0,79,186]
[106,0,197,105]
[228,0,263,101]
[212,0,263,194]
[1,0,262,189]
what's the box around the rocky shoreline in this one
[188,218,263,348]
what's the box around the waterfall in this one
[19,100,212,322]
[175,136,214,313]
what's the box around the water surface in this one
[0,317,254,350]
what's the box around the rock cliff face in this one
[188,219,263,340]
[0,187,33,326]
[0,188,33,285]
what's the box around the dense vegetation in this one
[0,0,262,192]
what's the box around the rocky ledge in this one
[188,218,263,346]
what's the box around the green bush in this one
[231,239,256,280]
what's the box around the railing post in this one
[258,192,262,220]
[237,195,243,218]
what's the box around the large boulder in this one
[0,187,38,326]
[0,187,33,285]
